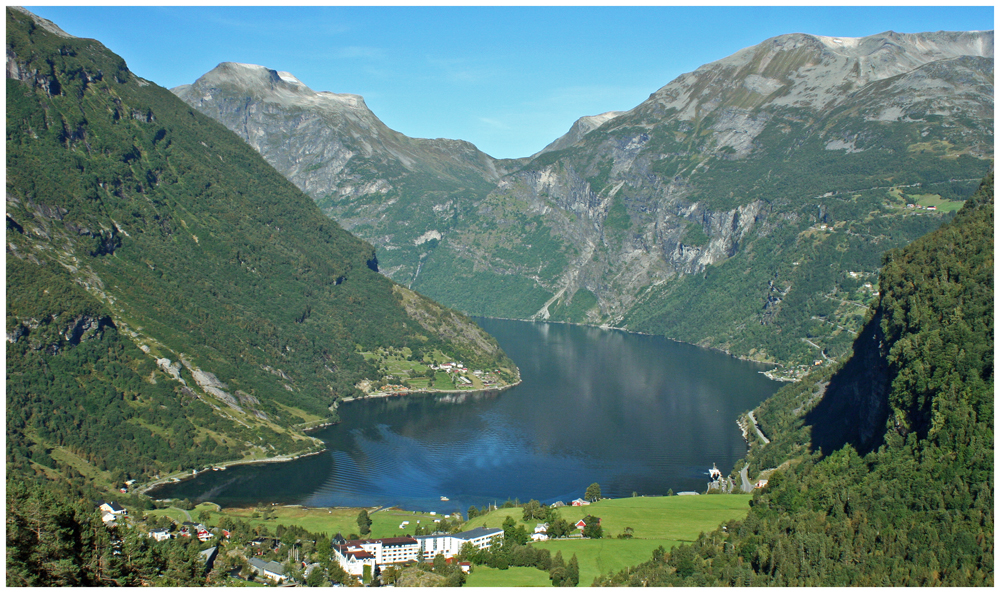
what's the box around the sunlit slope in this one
[6,6,516,485]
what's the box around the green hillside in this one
[5,6,516,491]
[597,173,993,586]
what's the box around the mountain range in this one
[174,29,993,370]
[5,8,993,586]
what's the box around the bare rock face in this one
[175,30,993,365]
[173,62,506,209]
[534,111,625,157]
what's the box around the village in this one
[353,346,516,398]
[90,497,596,585]
[87,471,762,587]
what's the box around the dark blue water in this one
[152,319,779,512]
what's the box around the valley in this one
[6,6,993,588]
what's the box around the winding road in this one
[739,465,753,493]
[747,411,770,444]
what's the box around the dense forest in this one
[5,6,515,491]
[597,172,993,587]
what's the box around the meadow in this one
[147,503,450,539]
[463,494,752,586]
[144,494,752,586]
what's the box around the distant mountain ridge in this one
[176,29,993,368]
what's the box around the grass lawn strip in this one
[464,566,552,587]
[534,538,683,587]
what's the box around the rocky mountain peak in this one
[535,110,625,156]
[10,6,75,39]
[173,61,369,114]
[640,29,993,119]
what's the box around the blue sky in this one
[25,5,994,159]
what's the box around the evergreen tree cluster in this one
[597,173,993,587]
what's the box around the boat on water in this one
[440,496,449,501]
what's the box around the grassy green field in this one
[463,495,751,541]
[534,537,683,586]
[462,495,751,586]
[147,503,452,539]
[908,192,965,212]
[464,566,552,587]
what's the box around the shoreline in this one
[339,378,522,405]
[139,446,327,496]
[139,381,521,497]
[476,315,787,375]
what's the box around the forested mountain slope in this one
[177,30,993,370]
[597,172,993,587]
[6,6,516,490]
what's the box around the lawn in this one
[145,502,219,524]
[153,504,451,539]
[551,495,752,541]
[460,495,752,586]
[907,192,965,212]
[463,495,751,541]
[464,566,552,587]
[534,537,683,586]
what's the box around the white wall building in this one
[416,527,503,559]
[333,537,419,576]
[333,544,377,577]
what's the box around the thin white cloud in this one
[478,117,510,130]
[425,56,504,85]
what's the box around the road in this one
[747,411,770,444]
[739,465,753,493]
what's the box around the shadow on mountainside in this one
[803,310,891,458]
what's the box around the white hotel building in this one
[332,528,504,576]
[416,527,504,559]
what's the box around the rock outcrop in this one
[175,30,993,366]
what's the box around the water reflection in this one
[152,319,779,511]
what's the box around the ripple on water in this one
[157,319,780,510]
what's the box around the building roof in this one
[100,501,126,512]
[453,527,503,541]
[334,544,375,560]
[379,537,418,546]
[249,557,287,576]
[345,536,417,547]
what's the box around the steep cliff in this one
[176,30,993,367]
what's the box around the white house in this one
[416,527,503,559]
[332,544,377,577]
[148,527,172,541]
[99,501,127,516]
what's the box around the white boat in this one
[440,496,449,501]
